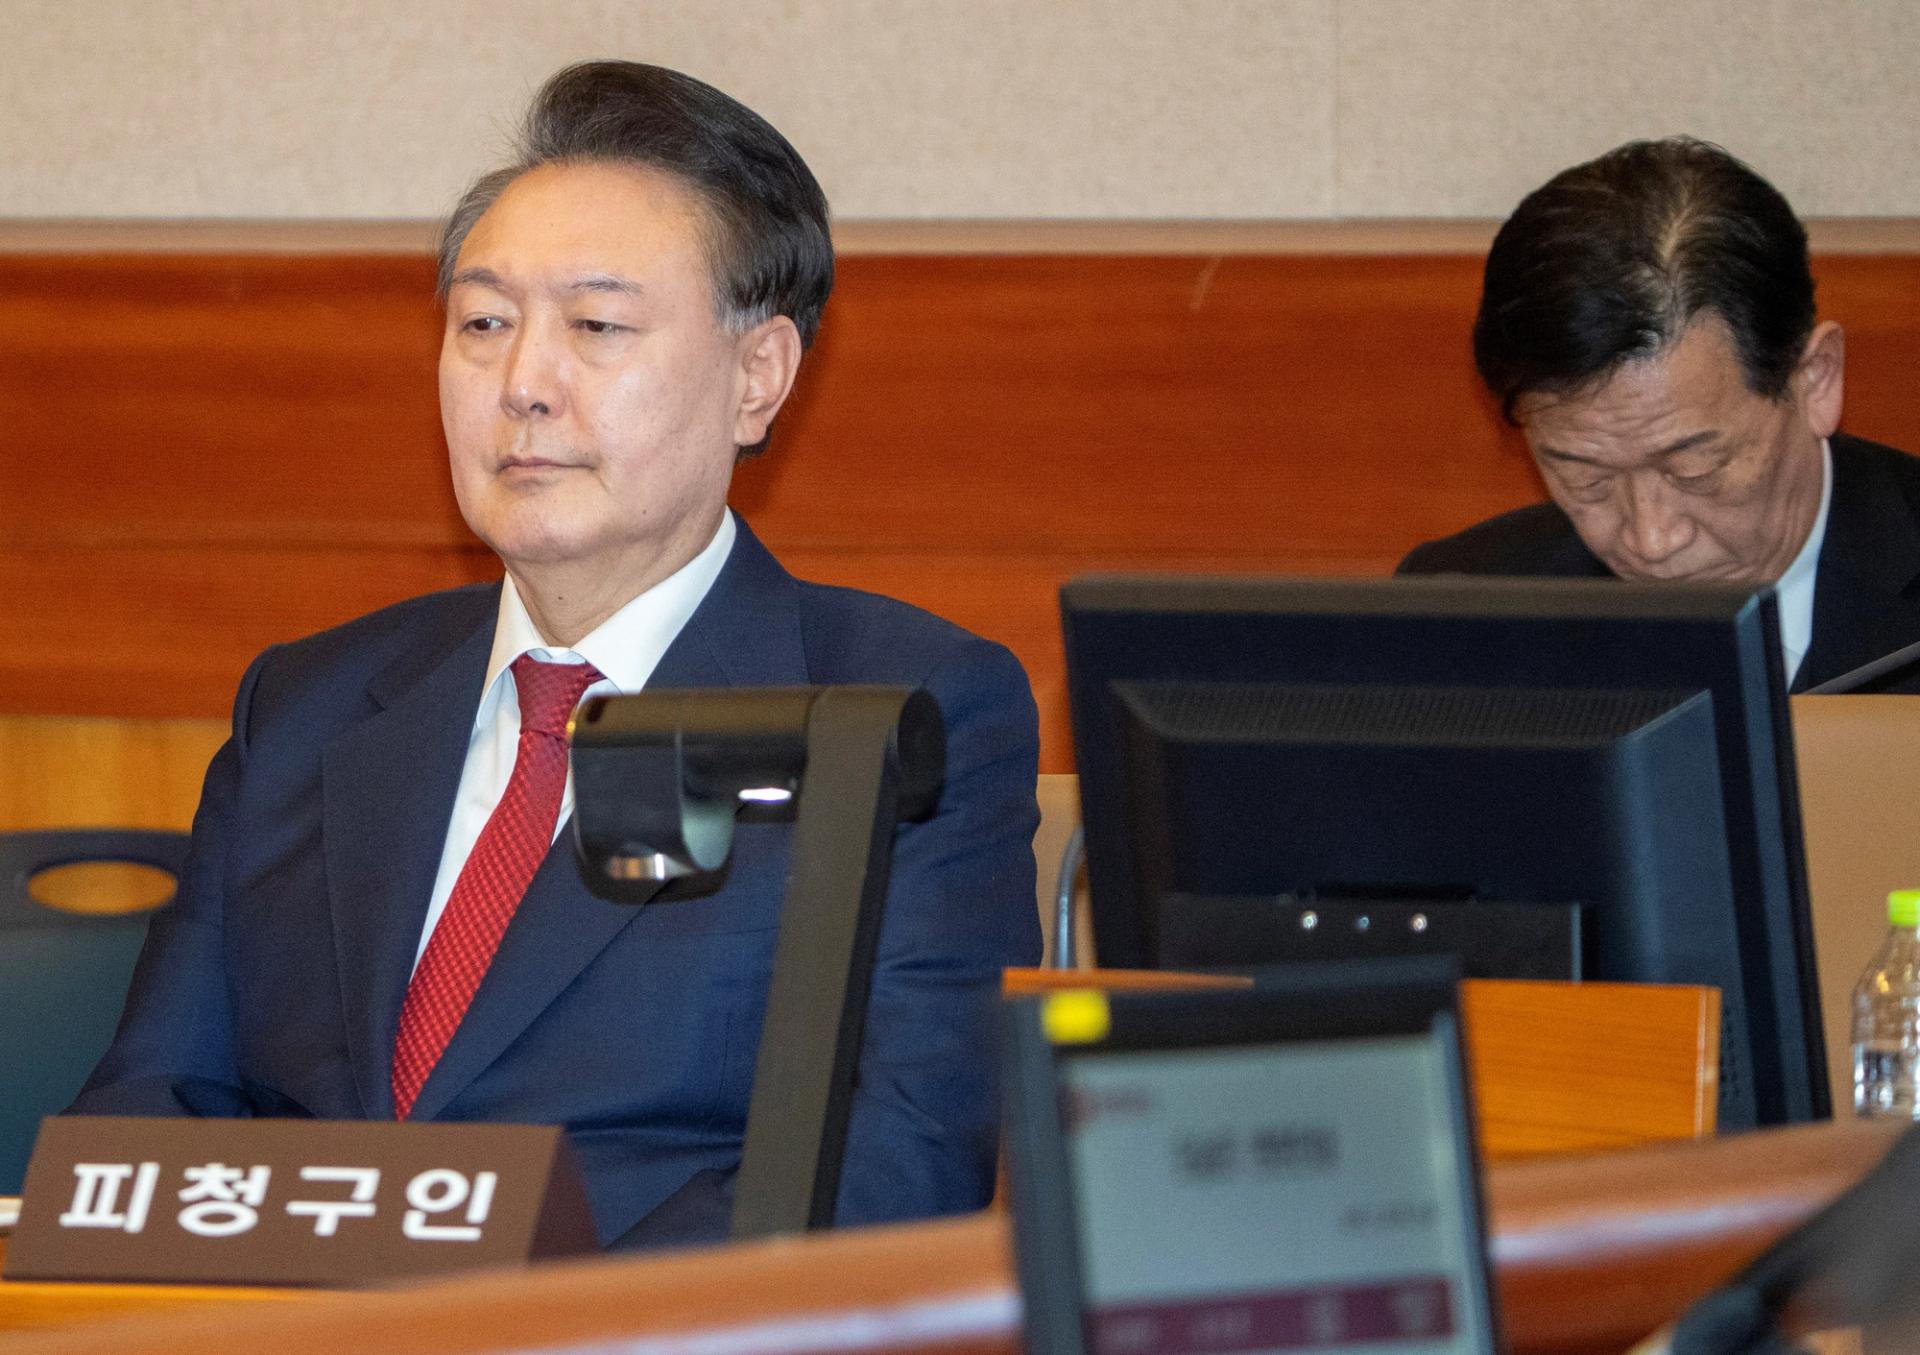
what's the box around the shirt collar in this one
[482,508,737,702]
[1775,439,1833,684]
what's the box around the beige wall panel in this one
[8,0,1920,223]
[1337,0,1920,218]
[0,0,1337,221]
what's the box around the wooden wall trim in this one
[6,217,1920,255]
[7,248,1920,770]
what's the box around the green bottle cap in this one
[1891,891,1920,927]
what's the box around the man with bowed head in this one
[73,61,1042,1249]
[1403,137,1920,693]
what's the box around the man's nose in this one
[501,327,563,420]
[1618,475,1696,566]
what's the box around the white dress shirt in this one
[411,510,737,969]
[1774,439,1833,688]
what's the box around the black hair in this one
[439,62,834,456]
[1473,137,1814,422]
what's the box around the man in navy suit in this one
[1401,137,1920,693]
[72,61,1042,1249]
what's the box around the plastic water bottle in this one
[1853,889,1920,1119]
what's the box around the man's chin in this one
[1603,559,1760,585]
[470,521,599,573]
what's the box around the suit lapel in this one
[405,517,811,1121]
[322,595,496,1120]
[1796,437,1920,691]
[650,519,808,690]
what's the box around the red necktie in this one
[391,653,605,1120]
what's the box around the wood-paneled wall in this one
[9,251,1920,770]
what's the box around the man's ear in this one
[733,316,803,449]
[1796,320,1845,440]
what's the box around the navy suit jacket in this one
[1398,434,1920,693]
[72,520,1043,1248]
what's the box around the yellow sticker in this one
[1042,990,1112,1045]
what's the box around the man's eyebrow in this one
[445,269,643,298]
[1536,445,1611,470]
[1537,430,1719,468]
[447,266,509,292]
[1651,430,1721,460]
[567,274,645,297]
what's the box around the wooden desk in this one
[0,1238,307,1336]
[1004,969,1721,1158]
[0,1121,1899,1355]
[0,973,1715,1342]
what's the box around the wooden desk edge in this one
[0,1121,1902,1355]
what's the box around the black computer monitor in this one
[1061,575,1827,1130]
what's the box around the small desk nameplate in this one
[3,1116,594,1286]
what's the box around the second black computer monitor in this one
[1061,575,1827,1130]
